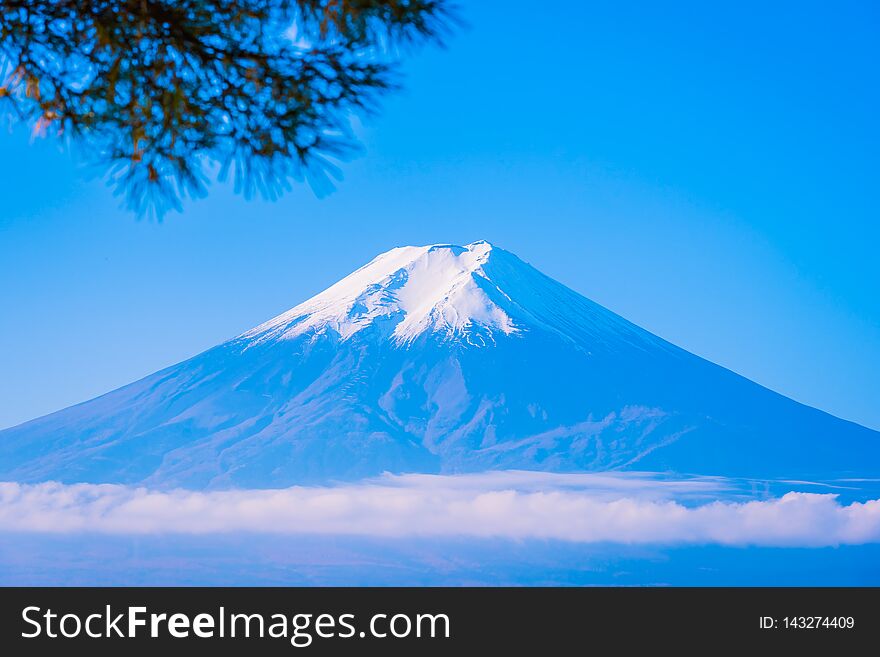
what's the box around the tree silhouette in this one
[0,1,453,216]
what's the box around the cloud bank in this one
[1,472,879,547]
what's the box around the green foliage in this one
[0,1,453,216]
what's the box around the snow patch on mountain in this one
[242,241,520,346]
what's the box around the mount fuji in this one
[1,240,877,489]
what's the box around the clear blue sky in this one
[1,0,878,431]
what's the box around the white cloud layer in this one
[1,472,879,547]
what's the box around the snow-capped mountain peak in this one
[2,240,878,489]
[243,240,521,346]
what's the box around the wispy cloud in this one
[1,473,879,546]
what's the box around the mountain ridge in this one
[1,241,877,488]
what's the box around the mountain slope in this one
[1,241,877,488]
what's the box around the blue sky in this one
[1,0,878,431]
